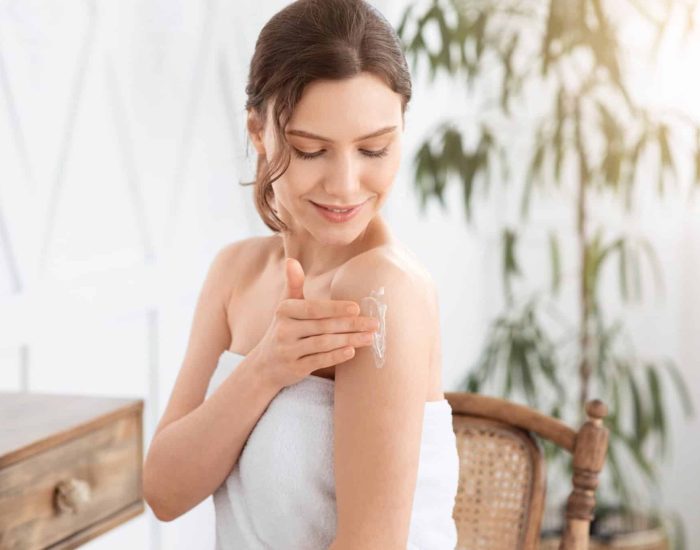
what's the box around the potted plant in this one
[395,0,699,547]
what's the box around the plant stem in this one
[576,100,592,418]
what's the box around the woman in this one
[143,1,460,548]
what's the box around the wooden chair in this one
[445,392,609,550]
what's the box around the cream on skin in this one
[360,286,388,368]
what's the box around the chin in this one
[311,219,368,243]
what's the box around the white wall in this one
[1,1,698,548]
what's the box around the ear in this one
[247,109,266,156]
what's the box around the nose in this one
[324,150,361,195]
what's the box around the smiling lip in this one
[311,200,368,210]
[310,198,368,223]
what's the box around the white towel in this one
[206,350,459,550]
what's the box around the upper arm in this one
[152,242,241,439]
[330,255,435,549]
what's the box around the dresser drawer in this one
[0,393,144,549]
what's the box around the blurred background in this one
[1,0,698,549]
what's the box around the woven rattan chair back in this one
[446,393,609,550]
[451,415,545,548]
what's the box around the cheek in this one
[366,152,401,189]
[274,159,318,199]
[287,159,319,183]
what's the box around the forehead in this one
[284,72,402,140]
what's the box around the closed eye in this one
[292,147,389,160]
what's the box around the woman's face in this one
[248,71,404,245]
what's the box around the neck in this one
[276,215,392,278]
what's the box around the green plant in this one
[396,0,698,546]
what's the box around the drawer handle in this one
[54,478,92,514]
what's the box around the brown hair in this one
[241,0,412,233]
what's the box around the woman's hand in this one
[249,258,380,389]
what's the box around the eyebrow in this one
[285,125,397,143]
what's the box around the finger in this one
[298,345,356,371]
[293,315,380,338]
[297,331,374,358]
[282,258,305,300]
[279,298,360,320]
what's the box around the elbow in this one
[143,480,177,522]
[143,458,179,522]
[145,498,174,522]
[143,485,181,522]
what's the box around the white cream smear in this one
[359,286,387,368]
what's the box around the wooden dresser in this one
[0,392,144,549]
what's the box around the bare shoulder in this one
[331,242,437,305]
[216,235,281,289]
[330,243,440,401]
[212,236,258,266]
[330,243,439,362]
[218,234,277,262]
